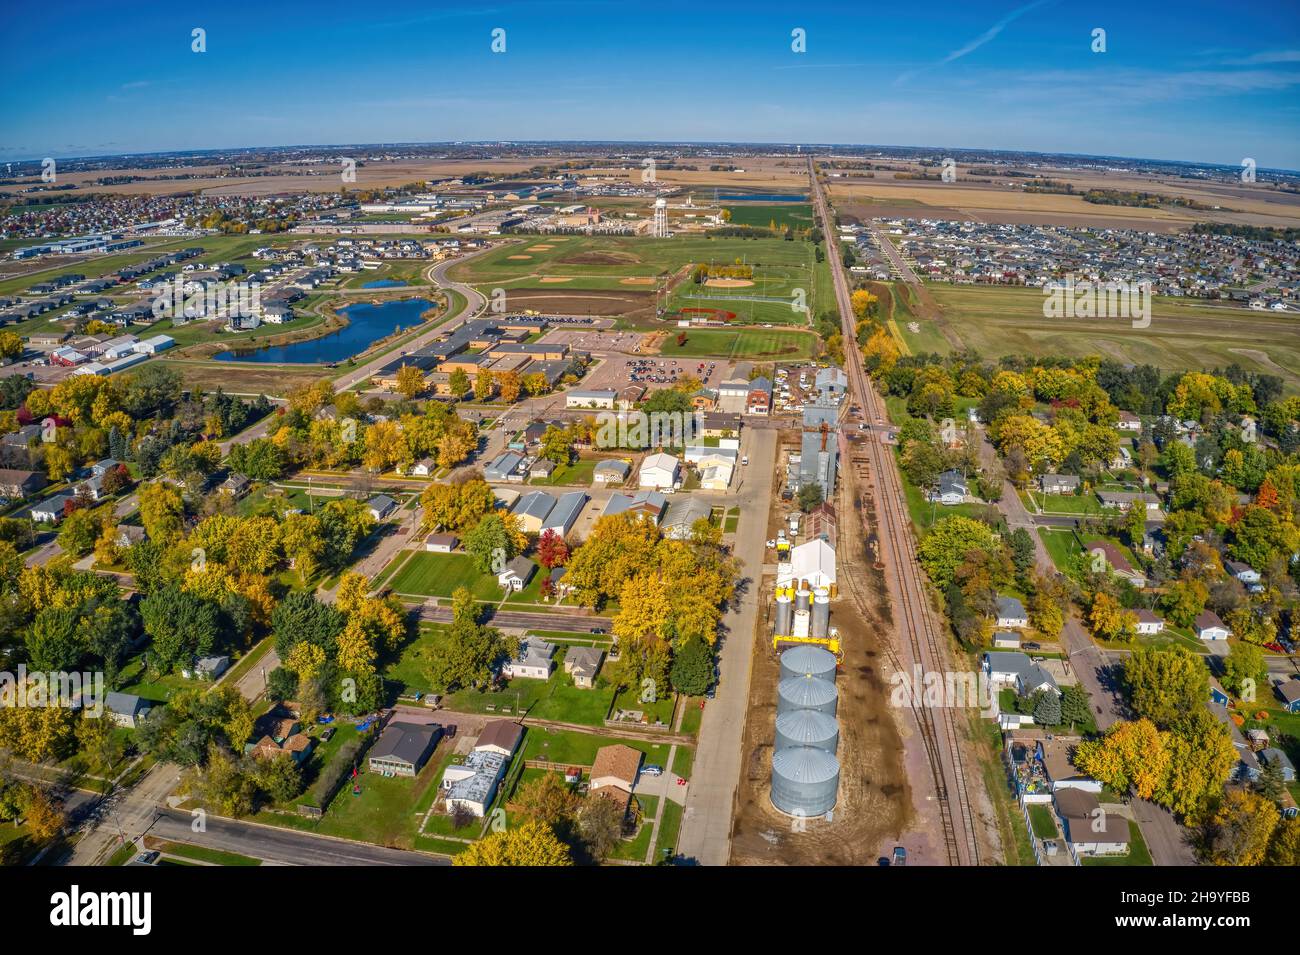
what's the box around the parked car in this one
[320,727,336,742]
[642,765,663,777]
[891,846,907,866]
[1023,642,1041,651]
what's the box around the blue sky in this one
[3,0,1299,168]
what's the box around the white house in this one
[502,638,556,680]
[1134,609,1165,636]
[1226,560,1261,586]
[497,556,535,592]
[1195,609,1231,641]
[639,452,681,490]
[995,595,1028,629]
[565,389,616,410]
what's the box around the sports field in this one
[659,327,818,360]
[928,284,1300,388]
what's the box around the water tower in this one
[653,197,668,237]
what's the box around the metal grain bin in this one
[779,644,837,683]
[776,674,838,716]
[775,708,840,754]
[771,746,840,817]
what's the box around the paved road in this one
[677,427,776,865]
[148,809,448,866]
[871,226,922,284]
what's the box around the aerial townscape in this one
[1,0,1299,924]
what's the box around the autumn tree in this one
[453,818,572,866]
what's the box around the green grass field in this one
[722,202,816,231]
[660,327,818,359]
[929,284,1300,388]
[386,551,502,601]
[520,726,678,772]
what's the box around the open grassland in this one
[928,284,1300,388]
[722,202,815,230]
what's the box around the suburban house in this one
[1276,679,1300,714]
[930,469,968,506]
[0,468,46,499]
[1096,490,1160,512]
[219,473,251,498]
[602,490,668,524]
[660,496,713,541]
[30,493,75,524]
[592,458,631,485]
[1088,541,1147,588]
[639,452,681,490]
[1195,609,1232,641]
[983,652,1060,697]
[1226,560,1262,586]
[995,595,1028,629]
[366,494,398,521]
[564,646,605,688]
[1133,609,1165,635]
[182,655,230,681]
[411,457,436,477]
[502,638,556,680]
[528,458,557,481]
[251,731,315,764]
[1039,473,1080,495]
[369,721,443,777]
[589,743,642,804]
[473,719,524,759]
[497,556,536,593]
[104,692,151,729]
[992,632,1021,649]
[1116,411,1142,432]
[443,748,508,817]
[1056,788,1131,856]
[1036,736,1100,792]
[114,524,147,548]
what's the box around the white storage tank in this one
[812,588,830,639]
[776,674,838,716]
[775,708,840,754]
[779,644,837,683]
[771,746,840,817]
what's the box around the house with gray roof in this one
[983,652,1059,697]
[502,638,556,680]
[369,721,443,777]
[484,451,527,483]
[661,496,713,540]
[995,595,1028,629]
[592,458,631,484]
[542,491,587,537]
[105,692,151,728]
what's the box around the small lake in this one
[361,279,407,289]
[213,297,434,364]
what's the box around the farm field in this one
[658,326,818,360]
[928,284,1300,388]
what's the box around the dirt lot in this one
[494,287,656,321]
[729,433,914,866]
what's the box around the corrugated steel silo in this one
[812,588,830,639]
[775,590,793,636]
[770,746,840,817]
[779,644,837,682]
[776,674,838,716]
[775,708,840,754]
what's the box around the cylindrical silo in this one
[777,674,838,716]
[775,590,793,636]
[795,588,811,615]
[775,708,840,754]
[812,588,830,639]
[779,644,837,683]
[771,746,840,817]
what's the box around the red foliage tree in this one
[536,529,570,569]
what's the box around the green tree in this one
[1221,642,1266,700]
[1123,646,1208,729]
[669,636,714,696]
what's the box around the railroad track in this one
[809,159,981,866]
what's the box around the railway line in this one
[809,159,981,866]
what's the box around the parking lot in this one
[582,353,730,392]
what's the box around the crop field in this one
[721,202,815,231]
[658,327,818,360]
[928,284,1300,387]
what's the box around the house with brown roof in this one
[474,719,524,758]
[1055,788,1132,856]
[1087,541,1146,588]
[589,744,641,804]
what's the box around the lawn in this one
[1038,527,1082,576]
[721,202,815,231]
[1026,490,1103,515]
[1028,803,1058,839]
[654,799,684,861]
[609,684,676,726]
[529,458,597,486]
[1081,820,1153,866]
[609,794,658,861]
[386,551,501,601]
[115,653,203,704]
[520,727,675,771]
[158,841,261,866]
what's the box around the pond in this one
[361,279,407,289]
[214,297,434,364]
